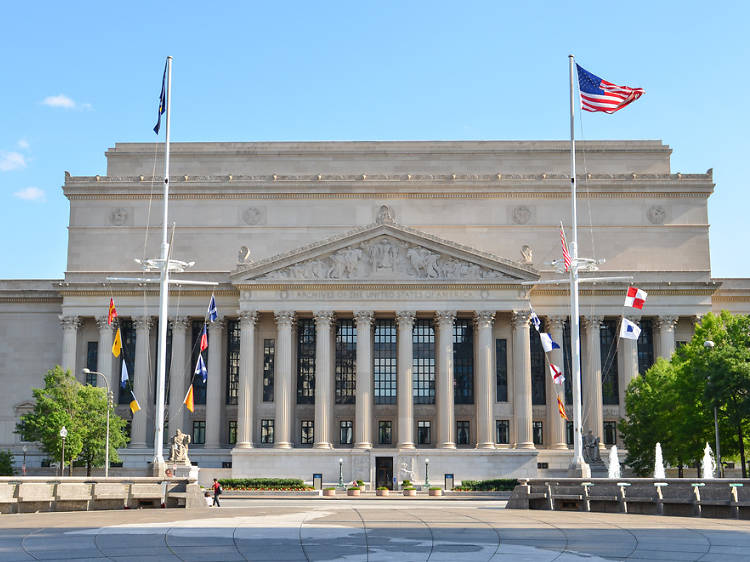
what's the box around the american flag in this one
[560,222,571,272]
[576,64,644,114]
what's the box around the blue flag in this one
[208,294,218,322]
[529,308,541,332]
[195,353,208,383]
[539,332,560,353]
[153,60,167,134]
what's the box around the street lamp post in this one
[22,445,27,476]
[82,368,112,478]
[425,458,430,487]
[59,426,68,477]
[704,340,723,478]
[338,458,344,488]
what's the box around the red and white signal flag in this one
[624,286,647,309]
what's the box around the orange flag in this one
[183,385,194,413]
[557,396,569,421]
[108,298,118,325]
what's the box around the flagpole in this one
[568,54,589,477]
[153,55,173,473]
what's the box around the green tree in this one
[0,450,14,476]
[16,366,129,476]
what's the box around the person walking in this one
[212,478,222,507]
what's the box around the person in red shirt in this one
[212,478,222,507]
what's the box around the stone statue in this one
[169,429,191,465]
[582,430,601,464]
[520,245,533,265]
[376,204,396,224]
[238,245,252,264]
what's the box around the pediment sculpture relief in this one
[258,236,511,281]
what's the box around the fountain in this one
[654,442,666,479]
[702,442,716,479]
[607,445,621,479]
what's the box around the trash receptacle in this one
[444,473,454,490]
[313,473,323,490]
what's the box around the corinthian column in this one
[313,311,334,449]
[236,311,258,449]
[205,319,225,448]
[130,316,153,448]
[396,311,416,449]
[435,310,456,449]
[656,315,679,360]
[512,311,534,449]
[474,310,496,449]
[354,311,374,449]
[619,317,639,409]
[274,311,295,449]
[582,315,603,445]
[96,316,114,391]
[168,317,190,436]
[546,316,567,449]
[59,315,81,376]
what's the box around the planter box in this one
[429,489,443,497]
[323,489,336,497]
[403,489,417,497]
[376,489,389,497]
[347,489,361,497]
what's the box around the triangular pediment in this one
[231,222,539,284]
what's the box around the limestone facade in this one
[1,140,747,481]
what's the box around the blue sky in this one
[1,1,747,279]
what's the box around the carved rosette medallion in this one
[242,207,265,225]
[512,205,532,225]
[647,205,666,224]
[109,207,129,226]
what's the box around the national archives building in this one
[1,141,748,485]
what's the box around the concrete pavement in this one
[1,499,749,561]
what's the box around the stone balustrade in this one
[0,477,206,514]
[508,478,750,519]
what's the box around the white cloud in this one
[0,151,27,171]
[13,187,46,202]
[41,94,91,110]
[17,139,29,150]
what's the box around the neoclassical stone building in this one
[1,140,747,484]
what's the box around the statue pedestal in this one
[167,463,200,481]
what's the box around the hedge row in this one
[454,478,518,491]
[218,478,311,490]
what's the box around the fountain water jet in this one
[702,442,716,479]
[608,445,621,479]
[654,442,666,479]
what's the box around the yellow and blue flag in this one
[129,391,141,414]
[153,61,167,134]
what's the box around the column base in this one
[313,442,333,449]
[128,443,148,449]
[234,442,254,449]
[274,442,293,449]
[439,442,456,449]
[549,443,569,450]
[354,442,372,449]
[476,442,496,449]
[516,441,536,450]
[397,442,416,450]
[567,460,591,478]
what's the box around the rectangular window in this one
[192,420,206,445]
[417,420,431,445]
[600,319,620,405]
[532,421,544,445]
[118,319,136,404]
[226,319,240,405]
[374,319,397,404]
[263,339,275,402]
[413,319,436,404]
[340,420,353,445]
[301,420,314,445]
[86,342,98,386]
[566,421,574,446]
[495,420,509,444]
[495,339,508,402]
[637,319,655,374]
[530,324,546,406]
[453,319,474,404]
[191,320,208,405]
[378,421,392,445]
[456,421,470,445]
[228,420,237,445]
[335,319,357,404]
[261,419,274,444]
[297,319,316,404]
[603,421,617,445]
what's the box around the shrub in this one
[218,478,311,490]
[377,486,388,490]
[356,479,364,486]
[402,479,412,487]
[429,486,442,490]
[454,478,518,491]
[0,450,14,476]
[347,486,360,491]
[324,487,336,491]
[403,486,416,491]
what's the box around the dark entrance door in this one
[375,456,393,489]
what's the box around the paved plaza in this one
[2,499,750,561]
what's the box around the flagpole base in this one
[151,458,167,477]
[567,460,591,478]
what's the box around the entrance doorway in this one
[375,456,393,489]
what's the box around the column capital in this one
[208,318,225,331]
[313,310,335,326]
[511,310,531,328]
[274,310,296,327]
[473,310,496,328]
[434,310,457,326]
[395,310,416,327]
[581,315,604,330]
[133,316,153,331]
[59,315,82,331]
[655,315,679,330]
[353,310,374,325]
[239,311,259,327]
[169,316,191,331]
[624,315,641,326]
[690,314,703,327]
[95,316,112,331]
[546,315,566,331]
